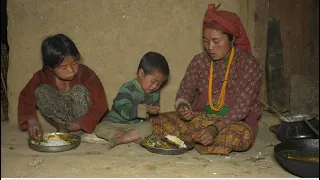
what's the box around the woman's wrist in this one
[177,102,190,110]
[175,98,192,110]
[213,121,225,133]
[208,124,219,135]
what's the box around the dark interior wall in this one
[253,0,269,103]
[309,0,319,82]
[268,0,319,113]
[1,0,9,121]
[1,0,8,46]
[7,0,257,125]
[268,0,319,82]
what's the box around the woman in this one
[18,34,108,141]
[152,4,262,155]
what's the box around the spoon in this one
[259,99,292,122]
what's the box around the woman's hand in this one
[177,104,195,121]
[146,105,160,115]
[65,122,81,132]
[193,126,218,146]
[27,119,43,141]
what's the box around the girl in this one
[18,34,108,140]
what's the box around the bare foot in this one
[106,130,142,149]
[81,133,107,144]
[106,139,118,149]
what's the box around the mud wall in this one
[7,0,256,129]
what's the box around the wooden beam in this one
[252,0,269,105]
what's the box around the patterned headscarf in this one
[203,4,252,54]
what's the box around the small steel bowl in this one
[28,132,81,153]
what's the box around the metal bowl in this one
[28,133,81,153]
[140,141,194,155]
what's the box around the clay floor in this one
[1,112,297,178]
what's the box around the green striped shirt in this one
[103,78,160,124]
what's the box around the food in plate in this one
[143,135,187,149]
[279,150,319,163]
[31,133,73,146]
[287,156,319,162]
[165,135,187,148]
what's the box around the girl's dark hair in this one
[41,34,82,69]
[137,51,169,76]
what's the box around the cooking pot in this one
[275,118,319,142]
[274,139,319,177]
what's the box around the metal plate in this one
[28,133,81,153]
[280,113,319,123]
[140,140,194,155]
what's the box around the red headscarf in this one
[203,4,252,54]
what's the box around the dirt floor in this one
[1,112,296,178]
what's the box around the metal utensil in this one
[279,113,319,123]
[260,100,319,137]
[279,113,320,137]
[274,139,319,178]
[303,119,319,137]
[140,141,194,155]
[275,119,319,142]
[259,99,292,122]
[28,132,81,153]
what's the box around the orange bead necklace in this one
[208,47,235,111]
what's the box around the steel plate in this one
[140,140,194,155]
[28,133,81,153]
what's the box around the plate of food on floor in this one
[140,134,194,155]
[28,132,81,152]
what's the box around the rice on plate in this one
[31,133,71,146]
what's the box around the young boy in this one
[95,51,169,148]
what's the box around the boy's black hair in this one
[41,33,82,69]
[137,51,169,76]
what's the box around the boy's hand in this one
[146,105,160,115]
[149,116,162,125]
[177,104,194,121]
[27,119,43,141]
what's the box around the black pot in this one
[274,139,319,178]
[275,119,319,142]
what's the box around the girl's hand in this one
[27,119,43,141]
[65,122,81,132]
[146,105,160,115]
[177,105,195,121]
